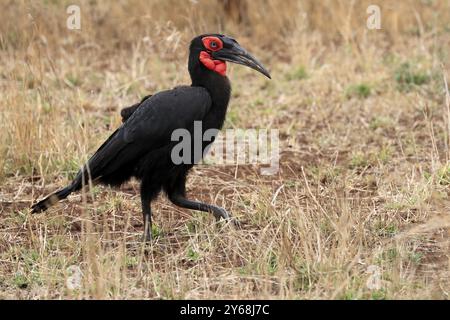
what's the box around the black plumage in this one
[120,94,151,122]
[31,34,270,241]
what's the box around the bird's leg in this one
[167,173,239,226]
[141,201,152,242]
[140,183,153,242]
[169,192,231,221]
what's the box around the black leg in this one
[140,181,153,242]
[166,172,236,224]
[167,174,236,220]
[141,201,152,242]
[169,192,231,221]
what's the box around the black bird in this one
[31,34,271,240]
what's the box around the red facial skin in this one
[199,36,227,76]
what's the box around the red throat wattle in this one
[199,51,227,76]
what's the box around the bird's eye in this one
[201,36,223,51]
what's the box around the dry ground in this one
[0,0,449,299]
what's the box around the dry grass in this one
[0,0,449,299]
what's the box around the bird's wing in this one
[120,95,152,123]
[84,86,212,179]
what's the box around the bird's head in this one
[189,34,271,79]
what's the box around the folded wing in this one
[81,86,212,181]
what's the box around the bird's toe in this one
[231,217,242,228]
[215,207,231,220]
[214,207,241,228]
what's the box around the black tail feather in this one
[31,173,84,213]
[31,186,74,213]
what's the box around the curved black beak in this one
[212,42,271,79]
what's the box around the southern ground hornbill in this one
[31,34,271,241]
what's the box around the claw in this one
[213,207,241,229]
[211,207,231,220]
[218,207,231,220]
[230,217,242,228]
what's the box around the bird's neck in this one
[191,71,231,128]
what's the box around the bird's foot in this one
[213,207,241,228]
[213,207,231,220]
[230,217,242,228]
